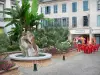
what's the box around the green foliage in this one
[7,44,20,52]
[0,34,9,53]
[31,0,38,15]
[55,40,72,52]
[3,0,44,42]
[0,34,20,54]
[34,27,69,48]
[8,24,22,42]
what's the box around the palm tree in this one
[4,0,44,42]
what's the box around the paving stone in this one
[19,50,100,75]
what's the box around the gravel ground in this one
[19,50,100,75]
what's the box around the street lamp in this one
[87,0,93,44]
[89,26,93,44]
[87,13,93,44]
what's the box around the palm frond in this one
[31,0,38,15]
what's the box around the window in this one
[62,18,67,27]
[72,17,77,27]
[54,5,58,13]
[67,17,69,27]
[97,15,100,26]
[96,36,100,44]
[72,2,77,12]
[41,18,63,27]
[0,3,4,21]
[97,0,100,10]
[62,17,69,27]
[95,34,100,44]
[83,16,88,26]
[83,1,88,11]
[45,6,51,14]
[54,18,61,26]
[62,4,66,13]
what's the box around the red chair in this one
[83,45,88,53]
[77,44,82,52]
[81,44,84,51]
[88,46,91,54]
[92,45,96,52]
[89,45,93,53]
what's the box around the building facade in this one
[38,0,100,44]
[0,0,34,34]
[1,0,100,44]
[0,0,17,33]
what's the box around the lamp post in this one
[88,13,93,44]
[87,0,93,44]
[89,26,93,44]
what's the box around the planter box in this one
[0,65,19,75]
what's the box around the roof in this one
[39,0,67,4]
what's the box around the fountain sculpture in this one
[9,31,52,61]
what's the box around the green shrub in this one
[0,34,9,53]
[7,44,20,52]
[0,33,20,53]
[55,40,72,52]
[34,27,69,49]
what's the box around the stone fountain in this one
[9,31,52,61]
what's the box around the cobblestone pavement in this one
[19,51,100,75]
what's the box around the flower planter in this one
[0,65,19,75]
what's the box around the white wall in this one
[90,0,100,29]
[39,0,89,27]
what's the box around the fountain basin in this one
[9,53,52,61]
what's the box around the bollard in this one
[33,63,37,71]
[63,55,65,60]
[33,61,38,71]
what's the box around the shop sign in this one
[75,30,85,33]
